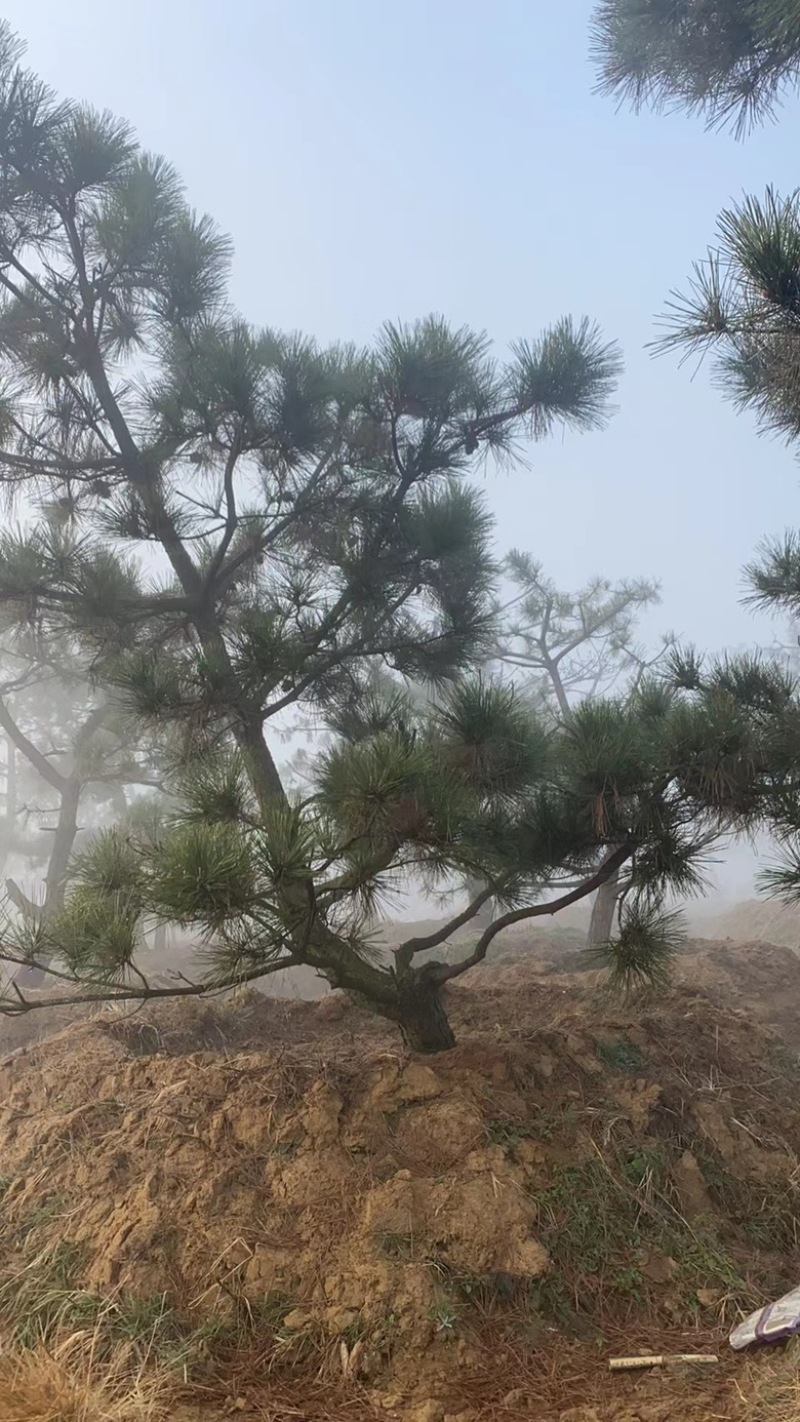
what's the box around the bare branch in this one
[434,843,633,984]
[395,883,498,970]
[0,952,298,1016]
[0,695,67,792]
[203,438,242,589]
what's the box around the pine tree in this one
[0,627,163,906]
[6,659,786,1050]
[592,8,800,908]
[591,0,800,135]
[494,555,670,718]
[634,194,800,897]
[650,187,800,458]
[0,26,779,1050]
[493,556,675,947]
[0,623,165,989]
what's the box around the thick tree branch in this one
[0,696,67,792]
[434,843,633,983]
[395,883,498,970]
[0,584,194,618]
[0,447,120,479]
[61,206,204,602]
[541,647,571,720]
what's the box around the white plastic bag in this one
[730,1285,800,1350]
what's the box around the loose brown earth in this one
[2,931,800,1420]
[708,897,800,950]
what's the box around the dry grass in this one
[0,1331,175,1422]
[744,1340,800,1421]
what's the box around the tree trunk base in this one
[397,973,456,1054]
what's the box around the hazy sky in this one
[5,0,800,662]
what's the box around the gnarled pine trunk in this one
[396,969,456,1054]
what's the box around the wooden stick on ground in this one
[609,1354,718,1372]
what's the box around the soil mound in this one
[0,939,799,1417]
[708,898,800,950]
[0,923,592,1061]
[672,937,800,1049]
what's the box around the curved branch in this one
[395,883,498,970]
[0,696,67,792]
[433,842,633,984]
[0,951,299,1017]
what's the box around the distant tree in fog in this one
[0,616,168,983]
[0,27,784,1051]
[770,619,800,675]
[0,649,163,916]
[493,555,670,716]
[465,558,675,947]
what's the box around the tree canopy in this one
[642,186,800,703]
[654,187,800,452]
[593,1,800,920]
[0,624,164,922]
[11,664,794,1047]
[591,0,800,135]
[0,23,790,1051]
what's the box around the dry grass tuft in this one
[0,1331,174,1422]
[744,1340,800,1421]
